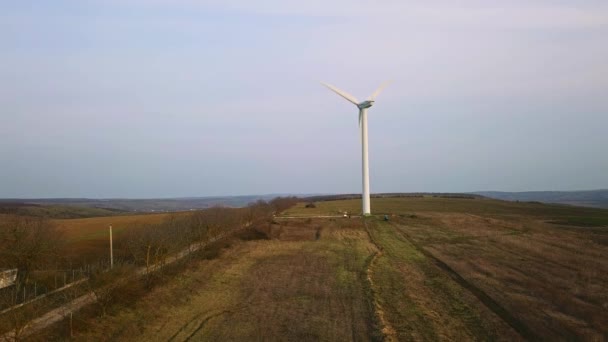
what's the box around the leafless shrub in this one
[270,197,299,213]
[0,216,63,295]
[87,265,136,317]
[123,224,172,277]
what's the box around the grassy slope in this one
[36,197,608,341]
[52,213,176,262]
[476,190,608,209]
[0,210,174,263]
[392,214,607,339]
[366,219,519,341]
[286,196,608,224]
[64,220,378,341]
[286,197,608,339]
[53,213,173,243]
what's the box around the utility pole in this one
[109,224,114,269]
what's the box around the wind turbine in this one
[322,81,390,216]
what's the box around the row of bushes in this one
[0,197,299,338]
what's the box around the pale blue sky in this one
[1,1,607,197]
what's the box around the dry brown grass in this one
[394,212,608,340]
[51,213,178,262]
[43,219,377,341]
[365,219,521,341]
[27,197,608,341]
[53,213,174,242]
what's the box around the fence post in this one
[110,224,114,270]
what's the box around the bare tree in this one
[124,224,156,275]
[189,211,210,248]
[0,216,62,295]
[0,285,48,341]
[245,200,274,226]
[189,206,241,242]
[123,221,176,277]
[158,214,191,257]
[269,197,299,214]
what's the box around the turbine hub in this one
[358,100,374,109]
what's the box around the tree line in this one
[0,197,298,338]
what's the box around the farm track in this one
[182,310,233,342]
[389,221,538,340]
[166,279,260,341]
[362,220,397,341]
[167,309,233,342]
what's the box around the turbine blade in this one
[358,111,362,128]
[321,82,359,105]
[368,80,392,101]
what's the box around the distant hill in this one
[6,190,606,215]
[0,202,125,219]
[0,195,291,213]
[474,190,608,209]
[304,193,483,202]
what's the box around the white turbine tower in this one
[322,81,390,216]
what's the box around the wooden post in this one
[70,311,73,338]
[110,224,114,269]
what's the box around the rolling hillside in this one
[0,195,285,213]
[476,189,608,208]
[34,197,607,340]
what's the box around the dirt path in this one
[363,220,398,341]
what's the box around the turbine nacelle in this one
[357,100,374,109]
